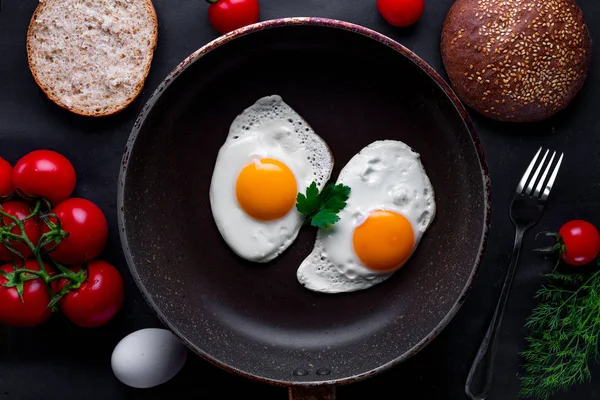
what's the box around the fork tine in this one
[525,149,549,195]
[516,147,541,194]
[541,152,564,201]
[533,151,556,198]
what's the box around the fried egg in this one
[209,95,333,262]
[297,140,435,293]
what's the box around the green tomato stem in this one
[0,199,73,303]
[16,269,46,279]
[0,196,86,310]
[36,230,66,253]
[48,274,68,282]
[23,200,42,223]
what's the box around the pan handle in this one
[288,386,337,400]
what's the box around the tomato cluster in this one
[0,150,124,329]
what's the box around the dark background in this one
[1,0,599,399]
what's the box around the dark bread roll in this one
[440,0,592,122]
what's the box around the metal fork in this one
[465,147,564,400]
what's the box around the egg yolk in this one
[236,158,298,221]
[352,210,415,272]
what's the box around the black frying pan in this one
[117,17,491,399]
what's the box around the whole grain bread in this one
[27,0,158,117]
[440,0,591,123]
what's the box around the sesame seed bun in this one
[440,0,592,122]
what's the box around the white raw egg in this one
[297,140,436,293]
[210,95,334,262]
[111,328,188,389]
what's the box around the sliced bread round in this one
[27,0,158,117]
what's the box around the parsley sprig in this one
[295,182,351,228]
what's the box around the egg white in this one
[209,95,333,262]
[297,140,436,293]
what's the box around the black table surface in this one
[1,0,600,399]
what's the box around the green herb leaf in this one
[295,182,320,215]
[519,269,600,399]
[319,183,351,214]
[311,210,340,229]
[296,181,351,228]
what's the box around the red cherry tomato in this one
[377,0,424,27]
[558,220,600,266]
[0,200,41,262]
[0,260,53,328]
[42,198,108,265]
[58,260,124,328]
[12,150,76,205]
[0,157,13,198]
[207,0,260,35]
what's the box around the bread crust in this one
[440,0,592,122]
[26,0,159,117]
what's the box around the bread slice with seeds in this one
[27,0,158,117]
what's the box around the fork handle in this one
[465,228,525,400]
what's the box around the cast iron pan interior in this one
[118,18,490,387]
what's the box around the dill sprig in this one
[519,268,600,399]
